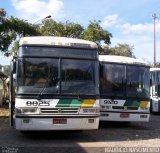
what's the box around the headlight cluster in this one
[16,108,39,114]
[80,107,100,114]
[101,105,111,110]
[140,107,149,111]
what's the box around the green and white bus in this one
[99,55,150,122]
[150,68,160,113]
[10,36,100,131]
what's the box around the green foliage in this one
[81,21,112,47]
[8,17,40,37]
[101,43,135,58]
[152,63,160,68]
[0,8,6,17]
[1,9,112,56]
[39,20,112,48]
[0,9,16,56]
[12,40,19,56]
[2,65,11,76]
[0,8,40,56]
[39,19,84,38]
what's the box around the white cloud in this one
[102,14,160,34]
[111,35,152,58]
[101,14,119,28]
[111,31,160,63]
[11,0,64,22]
[119,23,152,34]
[118,22,160,34]
[101,14,160,63]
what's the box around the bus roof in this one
[150,68,160,71]
[99,55,149,66]
[19,36,98,49]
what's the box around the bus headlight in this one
[140,107,149,111]
[16,108,39,114]
[101,105,111,110]
[81,108,100,114]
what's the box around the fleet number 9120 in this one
[26,101,50,106]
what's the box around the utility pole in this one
[152,13,158,67]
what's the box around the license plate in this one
[53,118,67,124]
[120,113,130,118]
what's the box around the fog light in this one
[140,115,148,118]
[16,108,38,114]
[88,119,95,123]
[101,113,109,116]
[22,118,30,124]
[23,108,38,113]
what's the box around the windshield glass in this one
[17,58,59,94]
[17,58,98,95]
[61,59,97,95]
[100,63,125,97]
[127,65,150,98]
[151,71,160,84]
[150,71,160,97]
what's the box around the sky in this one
[1,0,160,65]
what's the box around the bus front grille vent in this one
[40,107,79,114]
[112,106,138,110]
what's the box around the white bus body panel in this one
[100,112,149,122]
[150,68,160,113]
[16,117,99,131]
[15,98,99,130]
[99,55,148,66]
[151,97,160,113]
[100,99,150,122]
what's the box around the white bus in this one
[10,36,100,131]
[99,55,150,122]
[150,68,160,113]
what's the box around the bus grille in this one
[112,106,138,110]
[40,107,79,114]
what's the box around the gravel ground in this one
[0,113,160,153]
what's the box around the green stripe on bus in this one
[56,99,82,107]
[56,99,72,107]
[70,99,81,107]
[124,100,140,107]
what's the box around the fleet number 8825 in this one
[26,101,50,106]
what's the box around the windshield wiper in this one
[37,85,46,100]
[37,75,50,100]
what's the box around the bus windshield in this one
[150,71,160,97]
[100,63,150,99]
[61,59,96,94]
[151,71,160,84]
[17,58,98,95]
[100,63,125,97]
[127,65,150,98]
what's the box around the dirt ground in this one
[0,109,160,153]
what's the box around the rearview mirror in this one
[11,57,17,74]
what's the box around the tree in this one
[0,9,113,56]
[0,9,16,56]
[40,20,112,48]
[2,65,11,76]
[0,8,40,56]
[101,43,135,58]
[39,19,84,38]
[153,63,160,68]
[81,21,112,47]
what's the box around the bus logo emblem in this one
[58,109,62,113]
[124,106,127,111]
